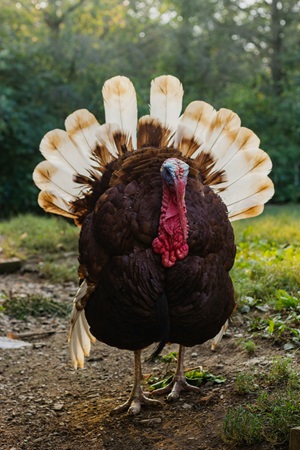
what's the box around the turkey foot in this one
[152,345,199,401]
[111,350,162,415]
[152,372,199,401]
[111,384,162,415]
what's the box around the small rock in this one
[0,337,32,349]
[182,403,192,410]
[53,402,64,411]
[283,343,295,351]
[245,356,269,367]
[140,418,162,426]
[241,305,250,314]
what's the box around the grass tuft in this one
[3,294,72,320]
[223,358,300,446]
[234,372,258,395]
[38,261,78,283]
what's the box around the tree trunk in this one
[270,0,284,96]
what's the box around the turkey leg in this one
[152,345,200,401]
[111,349,162,415]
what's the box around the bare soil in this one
[0,266,296,450]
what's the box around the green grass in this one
[223,358,300,446]
[0,214,79,258]
[232,205,300,302]
[230,204,300,345]
[239,338,257,355]
[3,294,72,320]
[38,260,78,283]
[0,214,79,283]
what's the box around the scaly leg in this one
[111,350,162,415]
[152,345,200,401]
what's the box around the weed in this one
[223,358,300,446]
[38,261,77,283]
[234,372,258,395]
[266,357,292,385]
[240,339,257,355]
[3,294,71,320]
[223,405,263,445]
[274,289,299,311]
[159,351,178,363]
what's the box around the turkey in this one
[33,75,274,415]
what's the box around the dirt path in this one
[0,272,294,450]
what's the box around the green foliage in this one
[3,294,71,320]
[159,351,178,363]
[149,369,225,390]
[240,339,257,355]
[0,214,79,283]
[223,359,300,446]
[234,373,258,395]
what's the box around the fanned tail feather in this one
[175,99,274,220]
[137,116,173,148]
[40,129,92,177]
[65,109,102,156]
[174,101,216,155]
[102,76,137,149]
[218,173,274,221]
[33,160,85,200]
[37,190,78,219]
[95,123,124,158]
[150,75,183,132]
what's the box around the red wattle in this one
[152,183,189,268]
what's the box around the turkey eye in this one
[164,168,174,183]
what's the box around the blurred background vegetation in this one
[1,0,300,217]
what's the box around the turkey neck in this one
[152,179,189,268]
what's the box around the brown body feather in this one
[76,147,235,350]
